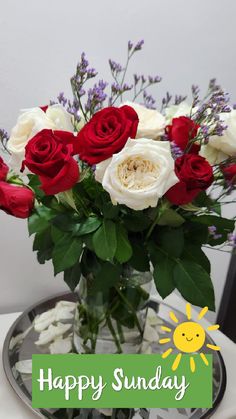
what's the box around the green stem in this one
[146,200,170,240]
[115,286,143,334]
[116,321,125,344]
[106,315,122,353]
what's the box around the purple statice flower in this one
[128,40,133,51]
[109,59,123,74]
[170,142,183,159]
[0,128,9,143]
[0,128,10,153]
[174,94,187,105]
[134,39,144,51]
[233,104,236,110]
[141,75,147,84]
[208,226,222,240]
[57,92,68,107]
[148,75,162,84]
[143,90,156,109]
[85,80,108,113]
[191,84,200,107]
[67,99,81,123]
[134,74,141,85]
[228,233,236,248]
[162,91,172,109]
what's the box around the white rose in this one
[45,104,73,131]
[165,102,192,125]
[200,110,236,164]
[121,101,165,139]
[95,138,178,211]
[8,105,73,173]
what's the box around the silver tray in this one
[2,292,226,419]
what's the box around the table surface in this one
[1,295,236,419]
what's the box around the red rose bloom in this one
[166,116,200,154]
[0,182,34,218]
[0,156,9,180]
[76,105,139,165]
[40,105,48,113]
[166,154,214,205]
[221,163,236,184]
[22,129,79,195]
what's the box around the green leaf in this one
[74,216,101,236]
[123,212,151,232]
[115,225,132,263]
[50,213,79,232]
[184,221,209,245]
[92,220,117,261]
[183,244,211,274]
[81,249,101,278]
[93,262,122,292]
[173,260,215,310]
[159,227,184,258]
[191,214,235,245]
[33,228,54,264]
[28,175,45,199]
[51,225,68,244]
[157,209,185,227]
[63,262,81,292]
[153,257,176,299]
[28,213,49,236]
[129,242,150,272]
[28,206,57,236]
[52,236,83,275]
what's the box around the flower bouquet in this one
[1,40,236,355]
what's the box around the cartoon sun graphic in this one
[159,303,220,373]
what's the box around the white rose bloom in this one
[200,110,236,164]
[8,105,73,173]
[165,102,192,125]
[95,138,178,211]
[45,104,73,131]
[121,101,165,139]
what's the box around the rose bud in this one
[0,182,34,218]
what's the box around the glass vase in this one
[73,267,152,354]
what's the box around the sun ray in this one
[198,306,208,320]
[161,326,172,332]
[172,353,182,371]
[186,303,192,320]
[200,353,209,366]
[206,343,221,351]
[190,356,195,373]
[169,311,179,323]
[159,338,171,344]
[162,348,173,359]
[207,324,220,331]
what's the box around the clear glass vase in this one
[73,267,152,354]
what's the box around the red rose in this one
[166,154,214,205]
[40,105,48,113]
[76,105,139,165]
[0,156,8,180]
[166,116,200,154]
[221,163,236,184]
[22,129,79,195]
[0,182,34,218]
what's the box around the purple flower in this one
[171,142,183,159]
[228,233,236,248]
[134,39,144,51]
[57,92,68,107]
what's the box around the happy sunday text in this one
[37,366,189,402]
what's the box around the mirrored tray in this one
[2,292,226,419]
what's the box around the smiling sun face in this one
[173,321,206,353]
[159,303,221,372]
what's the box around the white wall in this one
[0,0,236,315]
